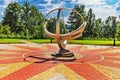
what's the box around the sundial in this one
[44,7,86,60]
[1,7,120,80]
[22,7,86,62]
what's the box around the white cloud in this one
[0,10,4,15]
[42,1,65,14]
[0,0,18,21]
[0,0,12,20]
[71,0,120,20]
[72,0,105,6]
[40,0,119,20]
[4,0,11,7]
[92,6,118,20]
[44,0,51,5]
[115,0,120,6]
[0,0,119,21]
[4,0,18,7]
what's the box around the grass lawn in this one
[0,39,23,44]
[68,40,120,46]
[0,39,120,46]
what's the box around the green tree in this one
[116,21,120,39]
[0,24,4,34]
[47,17,56,34]
[104,16,113,38]
[0,25,11,38]
[93,18,102,38]
[84,8,95,38]
[68,5,86,32]
[21,2,32,38]
[21,2,44,39]
[2,2,21,33]
[3,25,11,37]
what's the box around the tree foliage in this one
[20,2,44,39]
[1,3,120,40]
[2,2,21,33]
[116,21,120,39]
[85,8,95,38]
[2,2,44,39]
[68,5,86,31]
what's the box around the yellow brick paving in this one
[40,43,58,50]
[0,44,27,51]
[0,44,120,80]
[0,62,30,78]
[0,56,10,61]
[0,51,20,54]
[0,51,21,61]
[106,56,120,58]
[40,44,48,50]
[100,48,120,54]
[91,64,120,80]
[28,63,85,80]
[103,60,120,64]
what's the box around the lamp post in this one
[111,16,117,46]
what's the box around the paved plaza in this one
[0,43,120,80]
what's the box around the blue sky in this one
[0,0,120,21]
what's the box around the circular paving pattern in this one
[22,50,104,64]
[0,44,120,80]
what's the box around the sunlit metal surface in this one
[44,8,86,49]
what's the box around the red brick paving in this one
[95,60,120,68]
[0,49,26,53]
[0,58,24,64]
[0,54,23,57]
[0,44,120,80]
[102,53,120,56]
[46,44,58,51]
[87,48,115,53]
[65,64,111,80]
[12,45,42,51]
[1,63,56,80]
[104,57,120,61]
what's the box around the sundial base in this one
[51,55,76,61]
[23,48,76,63]
[51,48,74,57]
[51,48,76,61]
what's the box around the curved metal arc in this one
[44,21,56,39]
[61,9,66,33]
[72,9,84,21]
[45,8,60,17]
[44,21,86,40]
[60,22,86,40]
[44,8,86,49]
[56,9,63,48]
[45,8,72,17]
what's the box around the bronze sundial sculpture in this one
[23,7,86,62]
[44,7,86,60]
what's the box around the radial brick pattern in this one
[0,44,120,80]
